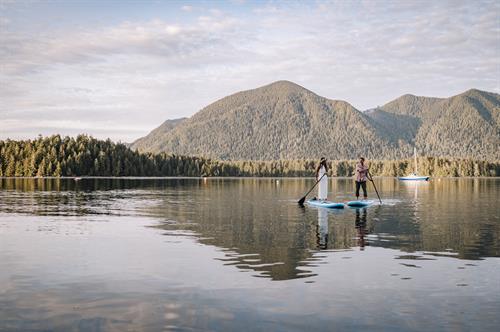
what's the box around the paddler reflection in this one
[316,208,329,250]
[355,208,368,250]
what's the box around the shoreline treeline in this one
[0,135,499,177]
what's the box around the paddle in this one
[298,173,327,205]
[367,170,382,204]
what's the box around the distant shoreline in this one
[1,176,500,180]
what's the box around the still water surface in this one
[0,177,499,331]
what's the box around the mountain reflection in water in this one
[1,177,499,282]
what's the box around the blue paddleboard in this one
[346,200,374,207]
[307,200,345,209]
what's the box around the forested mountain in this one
[366,89,500,160]
[132,118,186,152]
[132,82,500,160]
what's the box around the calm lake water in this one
[1,177,499,331]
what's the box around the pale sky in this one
[1,0,499,142]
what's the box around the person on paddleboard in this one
[315,157,328,201]
[355,157,369,200]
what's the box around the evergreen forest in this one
[1,135,498,177]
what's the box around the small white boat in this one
[399,148,429,181]
[399,174,429,181]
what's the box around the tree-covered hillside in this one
[132,81,414,160]
[132,118,187,152]
[0,135,224,177]
[368,89,500,160]
[132,81,500,161]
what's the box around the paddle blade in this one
[298,196,306,205]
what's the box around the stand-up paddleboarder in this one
[355,157,368,200]
[315,157,328,201]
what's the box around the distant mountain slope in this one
[132,118,187,152]
[132,81,412,160]
[366,89,500,160]
[364,109,421,148]
[132,82,500,160]
[377,94,443,116]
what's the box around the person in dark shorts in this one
[355,157,368,200]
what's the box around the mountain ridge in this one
[132,82,500,160]
[369,88,500,160]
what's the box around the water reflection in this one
[355,208,368,250]
[1,177,500,331]
[1,177,499,280]
[316,209,329,250]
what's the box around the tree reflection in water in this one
[2,177,500,281]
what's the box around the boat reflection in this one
[400,179,430,201]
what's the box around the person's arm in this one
[363,164,369,180]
